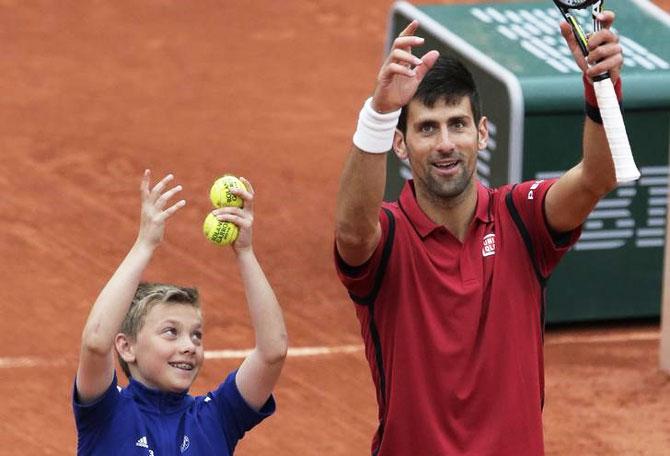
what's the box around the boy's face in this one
[130,302,204,393]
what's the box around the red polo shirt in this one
[336,179,580,456]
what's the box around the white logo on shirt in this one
[482,233,496,257]
[180,435,190,453]
[136,436,148,448]
[527,180,544,200]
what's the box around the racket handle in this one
[593,78,641,183]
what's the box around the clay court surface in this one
[1,0,670,454]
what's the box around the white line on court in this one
[0,344,366,369]
[0,333,660,369]
[545,331,659,345]
[205,344,364,360]
[0,356,43,368]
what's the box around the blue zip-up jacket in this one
[73,370,275,455]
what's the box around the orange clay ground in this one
[0,1,669,454]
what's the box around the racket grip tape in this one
[593,78,641,183]
[583,74,622,122]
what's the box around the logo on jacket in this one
[482,233,496,257]
[136,436,154,455]
[136,436,148,448]
[180,435,190,452]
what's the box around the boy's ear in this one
[115,333,136,363]
[393,129,408,161]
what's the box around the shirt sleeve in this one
[72,372,120,435]
[209,370,276,450]
[508,179,582,277]
[334,208,392,300]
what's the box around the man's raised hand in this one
[371,20,440,114]
[559,11,623,83]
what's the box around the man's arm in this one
[76,171,185,403]
[214,179,288,412]
[335,20,439,266]
[335,148,387,266]
[545,11,622,232]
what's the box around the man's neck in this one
[415,180,478,242]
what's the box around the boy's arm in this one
[211,178,288,412]
[234,249,287,411]
[76,171,185,404]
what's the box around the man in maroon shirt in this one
[334,13,625,456]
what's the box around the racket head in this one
[554,0,599,9]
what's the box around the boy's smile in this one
[129,303,204,393]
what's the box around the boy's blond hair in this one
[117,282,200,379]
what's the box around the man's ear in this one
[393,129,408,161]
[477,116,489,151]
[115,333,136,364]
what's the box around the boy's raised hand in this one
[137,170,186,248]
[211,177,255,254]
[77,170,185,404]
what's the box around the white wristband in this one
[352,97,402,154]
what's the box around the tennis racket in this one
[552,0,640,183]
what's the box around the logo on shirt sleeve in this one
[482,233,496,257]
[527,180,545,200]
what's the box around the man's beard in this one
[413,154,475,203]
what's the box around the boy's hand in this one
[211,177,254,254]
[137,170,186,248]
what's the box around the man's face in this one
[394,96,488,202]
[129,303,204,393]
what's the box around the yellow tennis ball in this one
[209,175,246,208]
[203,213,238,246]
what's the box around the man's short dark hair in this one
[397,55,481,134]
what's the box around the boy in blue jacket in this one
[73,170,288,455]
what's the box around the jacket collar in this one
[127,378,193,415]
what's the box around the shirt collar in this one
[127,378,193,414]
[398,180,492,238]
